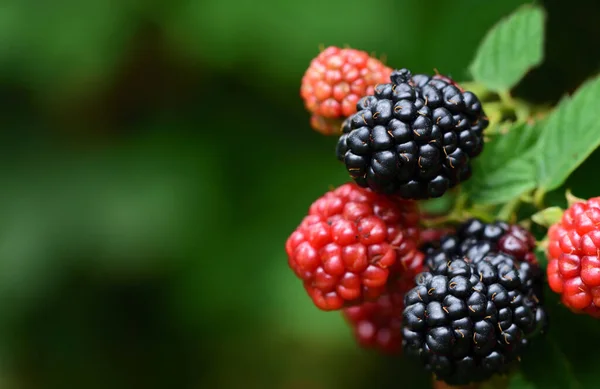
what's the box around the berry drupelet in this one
[336,69,488,199]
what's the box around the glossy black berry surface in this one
[336,69,488,199]
[402,256,546,385]
[422,219,543,299]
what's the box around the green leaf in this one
[420,195,455,215]
[465,121,542,205]
[531,206,564,228]
[469,5,545,92]
[507,289,594,389]
[0,1,142,95]
[468,161,535,205]
[536,76,600,191]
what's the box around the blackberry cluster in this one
[336,69,488,199]
[402,256,546,385]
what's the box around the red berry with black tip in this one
[547,197,600,317]
[285,183,421,311]
[301,46,392,135]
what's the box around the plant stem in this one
[498,90,515,109]
[459,81,492,101]
[513,100,532,122]
[464,208,496,223]
[533,188,546,209]
[520,192,534,203]
[497,196,521,222]
[565,189,585,206]
[497,90,534,122]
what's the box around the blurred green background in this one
[0,0,598,388]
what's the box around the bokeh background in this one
[0,0,598,388]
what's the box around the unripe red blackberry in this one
[343,252,424,353]
[285,183,421,310]
[547,196,600,317]
[301,46,392,135]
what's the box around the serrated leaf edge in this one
[469,4,546,92]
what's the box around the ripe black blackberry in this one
[422,219,544,305]
[402,255,546,386]
[422,219,538,269]
[336,69,488,199]
[422,218,547,339]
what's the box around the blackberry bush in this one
[286,3,600,388]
